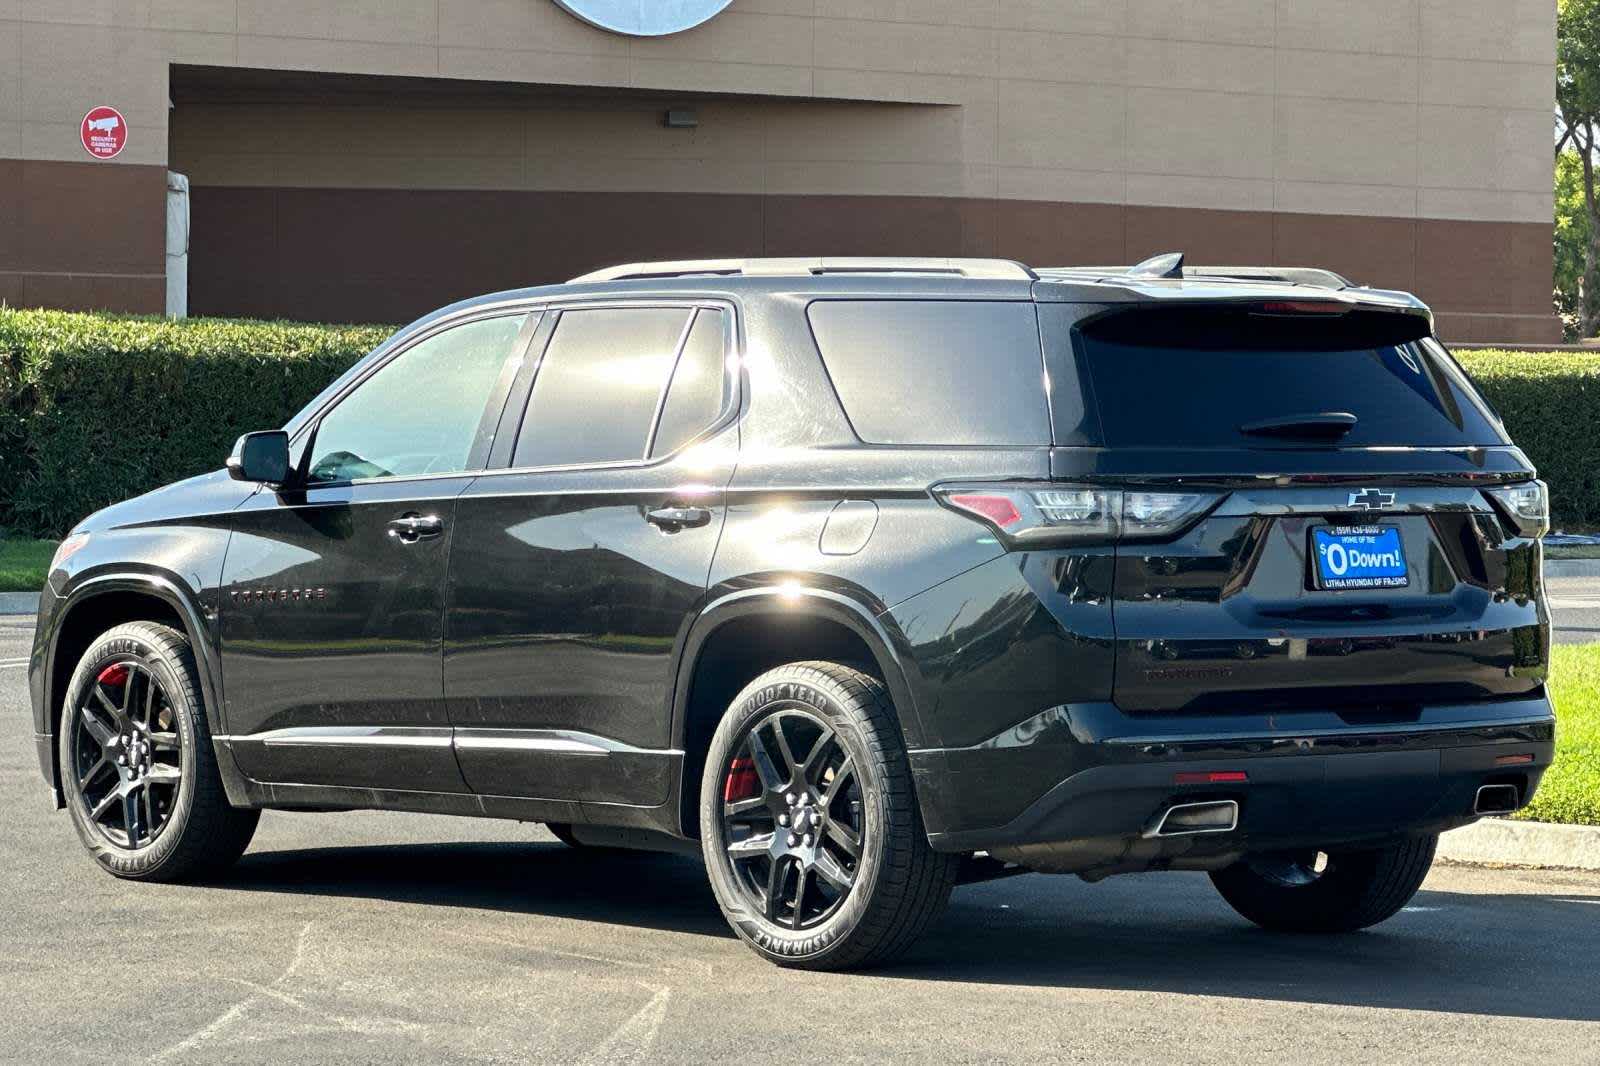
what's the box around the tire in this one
[1209,835,1438,934]
[57,621,259,882]
[699,661,959,970]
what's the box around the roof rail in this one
[570,257,1037,284]
[1036,263,1354,290]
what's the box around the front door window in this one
[309,314,530,483]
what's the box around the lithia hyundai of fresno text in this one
[28,255,1555,970]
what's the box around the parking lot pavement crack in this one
[436,927,657,971]
[145,920,434,1062]
[145,998,256,1064]
[575,983,672,1066]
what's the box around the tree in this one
[1557,0,1600,337]
[1555,150,1589,336]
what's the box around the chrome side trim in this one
[219,726,453,749]
[219,726,685,757]
[452,728,683,758]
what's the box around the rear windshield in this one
[1075,307,1508,449]
[807,300,1054,446]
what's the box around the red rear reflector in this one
[1256,301,1350,316]
[1174,771,1248,785]
[723,756,759,802]
[949,493,1023,528]
[95,664,129,686]
[1494,753,1535,766]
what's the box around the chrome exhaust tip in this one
[1144,799,1240,838]
[1474,783,1520,816]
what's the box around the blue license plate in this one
[1311,525,1409,590]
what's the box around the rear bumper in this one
[914,693,1555,861]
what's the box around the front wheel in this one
[699,662,959,970]
[58,621,259,882]
[1210,835,1438,934]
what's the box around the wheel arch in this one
[669,585,925,839]
[42,573,224,809]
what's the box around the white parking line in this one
[1550,599,1600,610]
[0,658,28,669]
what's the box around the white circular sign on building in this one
[553,0,733,36]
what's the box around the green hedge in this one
[1456,349,1600,529]
[0,310,390,538]
[1,311,1599,538]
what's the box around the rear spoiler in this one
[1033,252,1429,324]
[1033,274,1430,326]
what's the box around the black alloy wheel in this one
[59,622,259,881]
[700,661,959,970]
[69,659,185,850]
[717,708,866,931]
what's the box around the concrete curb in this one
[0,592,40,616]
[1439,817,1600,871]
[1545,558,1600,578]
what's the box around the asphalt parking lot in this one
[4,611,1600,1065]
[1549,574,1600,644]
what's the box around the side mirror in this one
[227,430,291,486]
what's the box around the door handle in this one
[388,513,444,543]
[646,506,712,531]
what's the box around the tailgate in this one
[1059,300,1548,715]
[1110,485,1547,714]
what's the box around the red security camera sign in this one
[80,106,128,159]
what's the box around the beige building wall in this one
[0,0,1560,338]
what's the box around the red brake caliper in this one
[723,756,759,803]
[96,663,130,687]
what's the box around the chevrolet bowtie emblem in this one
[1347,489,1396,511]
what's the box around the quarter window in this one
[806,300,1052,446]
[307,314,529,483]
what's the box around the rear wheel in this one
[58,622,259,882]
[699,661,958,970]
[1210,835,1438,933]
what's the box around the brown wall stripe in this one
[0,159,1558,343]
[0,159,168,315]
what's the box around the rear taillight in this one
[937,484,1222,546]
[1484,480,1549,538]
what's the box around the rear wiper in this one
[1239,412,1358,440]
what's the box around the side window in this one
[307,313,529,483]
[650,308,728,458]
[806,300,1052,446]
[512,306,693,468]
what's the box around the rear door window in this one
[650,308,729,458]
[512,305,726,468]
[806,300,1053,446]
[1075,307,1508,448]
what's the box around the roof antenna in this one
[1127,252,1186,279]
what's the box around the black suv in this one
[29,255,1555,970]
